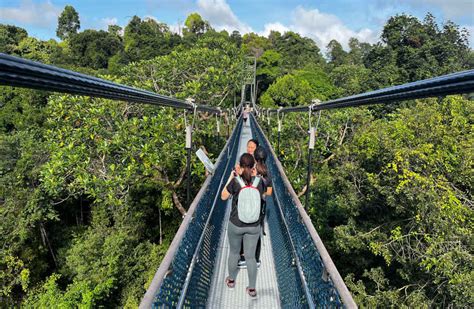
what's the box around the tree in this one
[261,74,312,107]
[122,35,245,107]
[56,5,80,40]
[261,65,337,108]
[183,13,211,38]
[0,24,28,54]
[69,30,122,69]
[124,16,181,61]
[327,39,348,66]
[256,50,283,93]
[330,64,372,96]
[347,38,372,65]
[272,31,325,70]
[230,30,242,47]
[369,13,470,83]
[242,32,271,58]
[108,24,122,36]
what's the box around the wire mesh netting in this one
[250,115,343,308]
[153,118,243,307]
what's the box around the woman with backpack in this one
[237,146,272,268]
[221,153,265,298]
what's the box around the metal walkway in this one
[207,121,280,308]
[141,116,355,308]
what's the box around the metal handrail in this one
[251,114,357,308]
[0,53,223,114]
[139,117,242,308]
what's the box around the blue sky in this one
[1,0,473,49]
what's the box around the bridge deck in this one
[207,121,281,308]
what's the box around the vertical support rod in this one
[277,116,282,158]
[305,127,316,210]
[185,125,192,207]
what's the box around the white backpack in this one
[235,176,261,224]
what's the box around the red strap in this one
[239,185,259,192]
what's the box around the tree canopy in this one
[0,9,472,308]
[56,5,80,40]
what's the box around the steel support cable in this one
[266,69,474,114]
[0,53,223,114]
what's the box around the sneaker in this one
[256,261,261,268]
[246,287,257,298]
[237,258,247,269]
[225,277,235,289]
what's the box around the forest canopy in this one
[0,6,473,308]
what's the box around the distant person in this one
[234,139,259,174]
[243,106,250,124]
[246,139,258,156]
[221,153,264,298]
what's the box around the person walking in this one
[221,153,264,298]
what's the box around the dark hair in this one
[254,146,268,178]
[247,139,259,147]
[239,153,255,185]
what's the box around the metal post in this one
[185,125,192,207]
[305,127,316,210]
[277,115,282,158]
[216,115,221,149]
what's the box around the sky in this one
[1,0,473,50]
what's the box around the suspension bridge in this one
[1,53,473,308]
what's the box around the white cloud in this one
[404,0,474,18]
[289,6,379,50]
[194,0,378,49]
[196,0,253,33]
[259,22,290,37]
[100,17,118,29]
[0,0,61,28]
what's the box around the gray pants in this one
[227,221,261,289]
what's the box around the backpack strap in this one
[235,176,246,188]
[252,176,260,187]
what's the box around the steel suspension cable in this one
[0,53,224,114]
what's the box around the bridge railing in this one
[251,114,357,308]
[140,117,243,308]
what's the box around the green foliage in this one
[272,31,325,70]
[1,8,472,308]
[276,96,473,307]
[261,66,337,107]
[123,35,245,106]
[0,24,28,54]
[242,32,271,57]
[69,30,123,69]
[367,13,471,85]
[124,16,181,62]
[183,13,211,38]
[330,64,372,96]
[256,50,284,92]
[261,74,314,107]
[56,5,80,40]
[327,39,348,66]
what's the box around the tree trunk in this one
[39,223,58,268]
[172,191,187,217]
